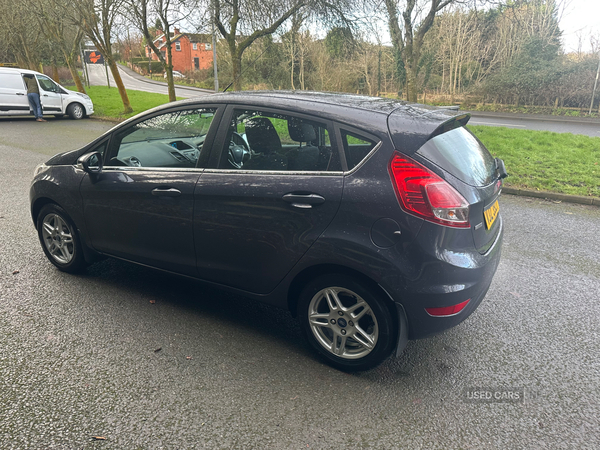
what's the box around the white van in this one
[0,67,94,119]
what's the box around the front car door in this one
[35,75,63,114]
[80,106,220,276]
[193,106,344,294]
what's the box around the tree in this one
[72,0,132,113]
[129,0,200,102]
[213,0,310,91]
[384,0,468,101]
[35,0,87,93]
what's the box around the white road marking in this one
[469,121,527,128]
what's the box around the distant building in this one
[146,28,213,73]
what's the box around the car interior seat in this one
[243,117,288,170]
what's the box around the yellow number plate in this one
[484,200,500,229]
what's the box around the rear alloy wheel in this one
[37,204,86,273]
[67,103,84,120]
[299,274,396,371]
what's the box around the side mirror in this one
[78,151,103,175]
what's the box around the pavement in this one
[1,119,599,448]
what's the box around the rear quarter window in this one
[0,73,26,90]
[340,130,378,170]
[416,127,496,187]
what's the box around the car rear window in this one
[416,127,496,187]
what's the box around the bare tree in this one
[35,0,87,93]
[129,0,201,102]
[71,0,132,113]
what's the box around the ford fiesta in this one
[30,91,505,371]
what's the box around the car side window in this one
[35,75,58,93]
[109,108,216,169]
[340,129,378,170]
[219,109,340,172]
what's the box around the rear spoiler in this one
[428,114,471,140]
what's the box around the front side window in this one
[109,108,216,168]
[219,109,339,172]
[36,75,58,92]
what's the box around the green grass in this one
[470,125,600,198]
[69,85,180,120]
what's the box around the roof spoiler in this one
[428,113,471,140]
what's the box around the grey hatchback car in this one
[30,91,505,371]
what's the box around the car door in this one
[0,72,29,114]
[193,106,344,294]
[80,106,221,276]
[35,75,63,114]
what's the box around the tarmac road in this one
[1,119,599,448]
[85,63,213,99]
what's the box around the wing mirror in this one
[78,151,103,175]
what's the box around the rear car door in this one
[0,72,29,114]
[80,106,220,276]
[193,106,344,294]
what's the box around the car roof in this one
[0,67,40,76]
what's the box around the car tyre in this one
[37,204,86,273]
[67,103,84,120]
[298,274,396,372]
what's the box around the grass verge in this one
[69,85,180,121]
[470,125,600,198]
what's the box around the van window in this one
[0,73,25,90]
[36,75,58,92]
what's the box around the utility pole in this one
[589,51,600,115]
[212,0,219,92]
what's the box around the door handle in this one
[152,187,181,197]
[282,193,325,209]
[16,92,25,96]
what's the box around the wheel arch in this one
[287,264,399,320]
[31,197,60,225]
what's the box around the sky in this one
[559,0,600,53]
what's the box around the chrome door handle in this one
[283,193,325,204]
[152,188,181,197]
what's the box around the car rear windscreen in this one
[416,127,496,187]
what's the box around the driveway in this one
[1,119,599,448]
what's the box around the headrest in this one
[288,119,317,143]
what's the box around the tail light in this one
[388,152,470,228]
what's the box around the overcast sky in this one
[560,0,600,52]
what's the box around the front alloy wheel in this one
[299,274,396,371]
[37,204,85,273]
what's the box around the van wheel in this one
[298,274,396,372]
[67,103,84,120]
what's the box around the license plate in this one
[484,200,500,229]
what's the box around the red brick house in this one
[147,29,213,73]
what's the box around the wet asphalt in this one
[1,117,599,449]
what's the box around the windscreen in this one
[417,127,496,187]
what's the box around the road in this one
[1,119,599,448]
[85,63,212,99]
[468,112,600,138]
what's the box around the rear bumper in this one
[384,216,503,340]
